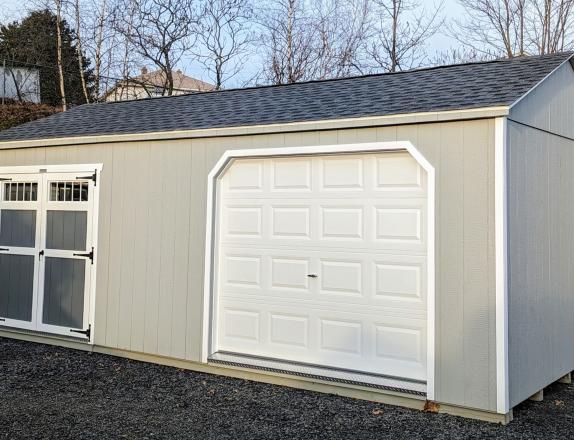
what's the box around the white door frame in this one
[0,173,43,331]
[0,163,103,343]
[202,142,436,400]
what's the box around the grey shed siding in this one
[507,61,574,407]
[0,119,498,411]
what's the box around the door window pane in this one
[0,210,36,247]
[46,211,87,251]
[3,182,38,201]
[0,254,35,321]
[42,257,85,329]
[50,182,89,202]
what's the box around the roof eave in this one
[0,105,510,150]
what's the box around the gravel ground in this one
[1,337,574,439]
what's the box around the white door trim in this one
[0,164,103,174]
[495,117,510,413]
[202,142,436,400]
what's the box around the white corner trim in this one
[495,117,510,413]
[201,141,436,400]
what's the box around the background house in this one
[0,65,40,103]
[105,67,215,101]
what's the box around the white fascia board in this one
[0,106,509,150]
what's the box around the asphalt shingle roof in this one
[0,52,572,142]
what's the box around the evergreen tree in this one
[0,10,95,107]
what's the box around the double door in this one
[0,170,97,340]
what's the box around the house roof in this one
[0,52,572,143]
[110,68,215,93]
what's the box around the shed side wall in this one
[507,120,574,407]
[510,61,574,139]
[0,119,497,411]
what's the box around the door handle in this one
[73,247,94,264]
[307,274,318,278]
[0,248,8,252]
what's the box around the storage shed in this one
[0,52,573,423]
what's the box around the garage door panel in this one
[221,254,262,288]
[271,158,312,191]
[214,152,429,385]
[271,206,311,239]
[270,257,311,291]
[223,159,264,192]
[321,156,364,190]
[269,313,310,348]
[375,153,424,188]
[319,259,363,296]
[219,247,426,309]
[320,206,364,240]
[218,298,427,379]
[374,261,424,301]
[222,205,263,238]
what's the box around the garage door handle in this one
[307,274,318,278]
[0,248,8,252]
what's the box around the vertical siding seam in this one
[183,140,194,360]
[103,146,116,347]
[142,143,156,353]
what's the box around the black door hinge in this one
[76,170,97,187]
[70,324,91,340]
[73,247,94,264]
[0,178,12,182]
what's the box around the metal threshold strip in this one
[0,325,89,343]
[209,351,426,396]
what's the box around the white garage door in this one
[211,151,428,386]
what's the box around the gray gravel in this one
[1,337,573,439]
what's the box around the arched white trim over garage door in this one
[203,142,435,398]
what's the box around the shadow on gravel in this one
[1,337,572,440]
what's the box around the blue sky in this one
[0,0,466,85]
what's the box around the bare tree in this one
[256,0,373,84]
[452,0,527,58]
[83,0,118,99]
[312,0,373,78]
[452,0,574,58]
[55,0,67,109]
[196,0,253,90]
[431,47,498,65]
[74,0,90,102]
[366,0,444,72]
[529,0,574,54]
[257,0,319,84]
[115,0,198,96]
